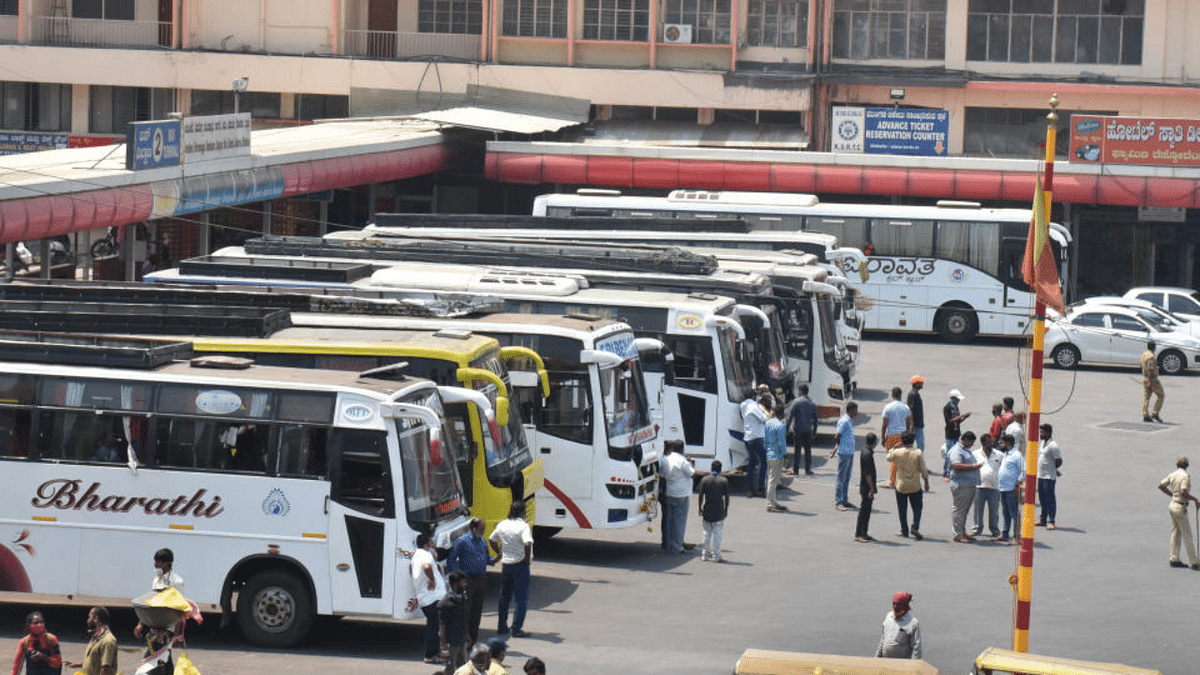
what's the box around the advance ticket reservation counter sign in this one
[832,106,949,156]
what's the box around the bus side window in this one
[0,410,31,458]
[331,429,393,517]
[37,411,125,463]
[667,337,716,394]
[275,424,328,478]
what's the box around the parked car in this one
[1123,286,1200,321]
[1077,296,1200,336]
[1044,304,1200,374]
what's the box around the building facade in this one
[1,1,1199,292]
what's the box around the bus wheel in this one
[1051,344,1080,370]
[533,526,562,541]
[935,306,977,343]
[1158,349,1186,375]
[237,569,315,648]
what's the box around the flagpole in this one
[1013,93,1059,653]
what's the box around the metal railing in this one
[32,16,172,49]
[343,29,481,60]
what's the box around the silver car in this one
[1045,304,1200,374]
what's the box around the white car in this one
[1077,296,1200,337]
[1123,286,1200,321]
[1044,304,1200,374]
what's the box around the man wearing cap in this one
[942,390,970,480]
[485,637,510,675]
[875,592,922,659]
[880,386,911,488]
[1158,456,1200,570]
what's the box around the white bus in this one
[532,189,1073,342]
[286,313,660,536]
[145,261,759,472]
[0,335,471,648]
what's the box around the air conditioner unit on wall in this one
[662,24,693,43]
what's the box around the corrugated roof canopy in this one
[408,107,585,135]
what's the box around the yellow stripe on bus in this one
[169,524,194,530]
[302,532,327,539]
[31,515,56,522]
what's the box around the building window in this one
[296,94,349,121]
[663,0,732,44]
[582,0,650,41]
[72,0,135,20]
[190,90,281,119]
[966,0,1143,65]
[501,0,567,38]
[963,107,1113,159]
[418,0,483,34]
[1,0,18,16]
[1,83,72,132]
[747,0,808,48]
[832,0,946,60]
[90,87,173,134]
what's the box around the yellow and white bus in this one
[283,313,660,536]
[188,326,546,538]
[0,335,470,648]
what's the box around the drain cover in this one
[1098,421,1167,432]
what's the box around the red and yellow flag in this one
[1021,176,1064,315]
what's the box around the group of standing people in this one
[415,504,547,675]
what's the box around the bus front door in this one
[327,429,397,616]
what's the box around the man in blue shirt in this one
[948,431,982,543]
[995,434,1025,543]
[829,401,858,510]
[446,517,494,644]
[785,384,819,476]
[764,405,789,512]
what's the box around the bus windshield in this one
[471,353,534,488]
[815,295,846,372]
[719,325,757,403]
[397,396,466,525]
[600,357,652,448]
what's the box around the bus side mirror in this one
[496,396,510,427]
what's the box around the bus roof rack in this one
[179,256,375,283]
[0,331,193,369]
[0,299,291,337]
[372,213,751,234]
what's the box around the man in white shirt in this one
[971,434,1004,540]
[658,439,696,554]
[489,501,534,638]
[1006,411,1026,454]
[880,386,912,488]
[412,533,448,664]
[741,394,770,497]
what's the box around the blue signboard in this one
[862,108,949,156]
[0,131,69,156]
[126,120,183,170]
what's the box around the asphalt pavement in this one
[3,334,1196,674]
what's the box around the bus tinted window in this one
[37,410,130,463]
[396,420,462,524]
[936,221,1000,276]
[539,372,592,445]
[0,374,35,405]
[872,219,935,257]
[277,392,336,424]
[0,409,31,458]
[665,335,718,394]
[332,428,394,517]
[275,425,329,477]
[153,418,267,473]
[39,378,151,411]
[158,385,273,420]
[806,216,867,248]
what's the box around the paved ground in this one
[3,334,1196,674]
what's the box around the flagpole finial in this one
[1047,94,1059,123]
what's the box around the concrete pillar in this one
[71,84,90,135]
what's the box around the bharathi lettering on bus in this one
[31,480,225,518]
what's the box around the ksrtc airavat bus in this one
[532,189,1072,342]
[0,336,470,648]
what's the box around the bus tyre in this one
[935,306,977,343]
[533,526,562,541]
[237,569,314,648]
[1158,349,1186,375]
[1051,344,1080,370]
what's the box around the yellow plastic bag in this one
[174,652,201,675]
[147,587,192,613]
